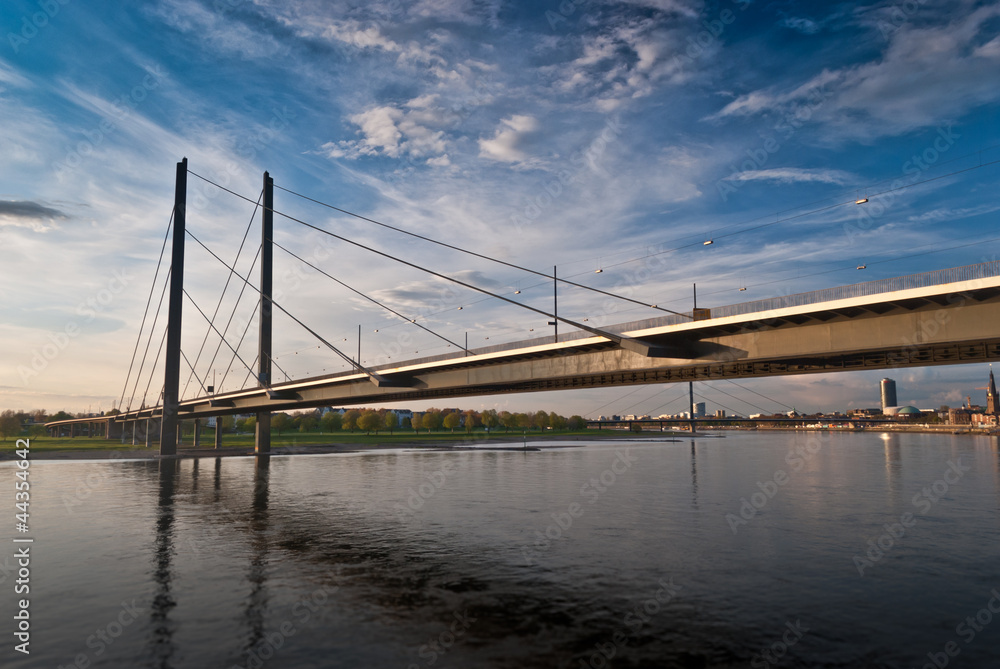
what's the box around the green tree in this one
[410,414,422,434]
[422,410,442,432]
[384,411,398,434]
[443,412,461,432]
[343,409,362,432]
[358,410,381,434]
[221,415,236,433]
[481,409,499,431]
[533,410,549,430]
[498,411,513,432]
[299,414,319,433]
[272,413,291,435]
[549,414,568,430]
[321,411,343,433]
[50,410,73,422]
[0,410,23,441]
[237,416,256,434]
[463,410,478,434]
[568,415,587,430]
[514,413,531,430]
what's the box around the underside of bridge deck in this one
[85,280,1000,422]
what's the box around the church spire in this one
[988,365,998,415]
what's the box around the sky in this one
[2,0,1000,418]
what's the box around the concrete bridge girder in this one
[44,277,1000,429]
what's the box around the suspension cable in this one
[181,190,263,399]
[273,240,469,353]
[119,212,173,412]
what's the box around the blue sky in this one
[2,0,1000,417]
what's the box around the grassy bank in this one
[0,428,604,455]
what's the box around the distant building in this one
[714,409,726,418]
[972,413,998,427]
[880,378,897,412]
[949,408,973,425]
[884,406,922,418]
[694,402,706,418]
[987,367,998,415]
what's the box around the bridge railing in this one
[578,259,1000,337]
[352,260,1000,376]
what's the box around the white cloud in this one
[323,98,454,161]
[426,154,451,167]
[724,168,856,185]
[478,115,539,163]
[547,19,690,111]
[611,0,700,17]
[147,0,286,59]
[708,5,1000,137]
[907,203,1000,223]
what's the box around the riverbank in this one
[0,431,682,461]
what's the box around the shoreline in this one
[3,425,994,461]
[0,433,674,461]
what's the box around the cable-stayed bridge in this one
[46,159,1000,455]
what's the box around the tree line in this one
[0,407,590,441]
[234,407,588,436]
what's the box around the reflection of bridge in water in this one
[45,159,1000,455]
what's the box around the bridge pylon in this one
[255,171,274,455]
[159,158,188,456]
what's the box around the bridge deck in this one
[47,261,1000,427]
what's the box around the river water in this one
[2,431,999,668]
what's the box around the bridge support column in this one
[255,171,274,455]
[160,158,188,457]
[256,413,271,455]
[145,419,151,448]
[193,419,201,448]
[215,419,222,450]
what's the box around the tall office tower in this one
[881,378,897,411]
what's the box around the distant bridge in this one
[46,160,1000,455]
